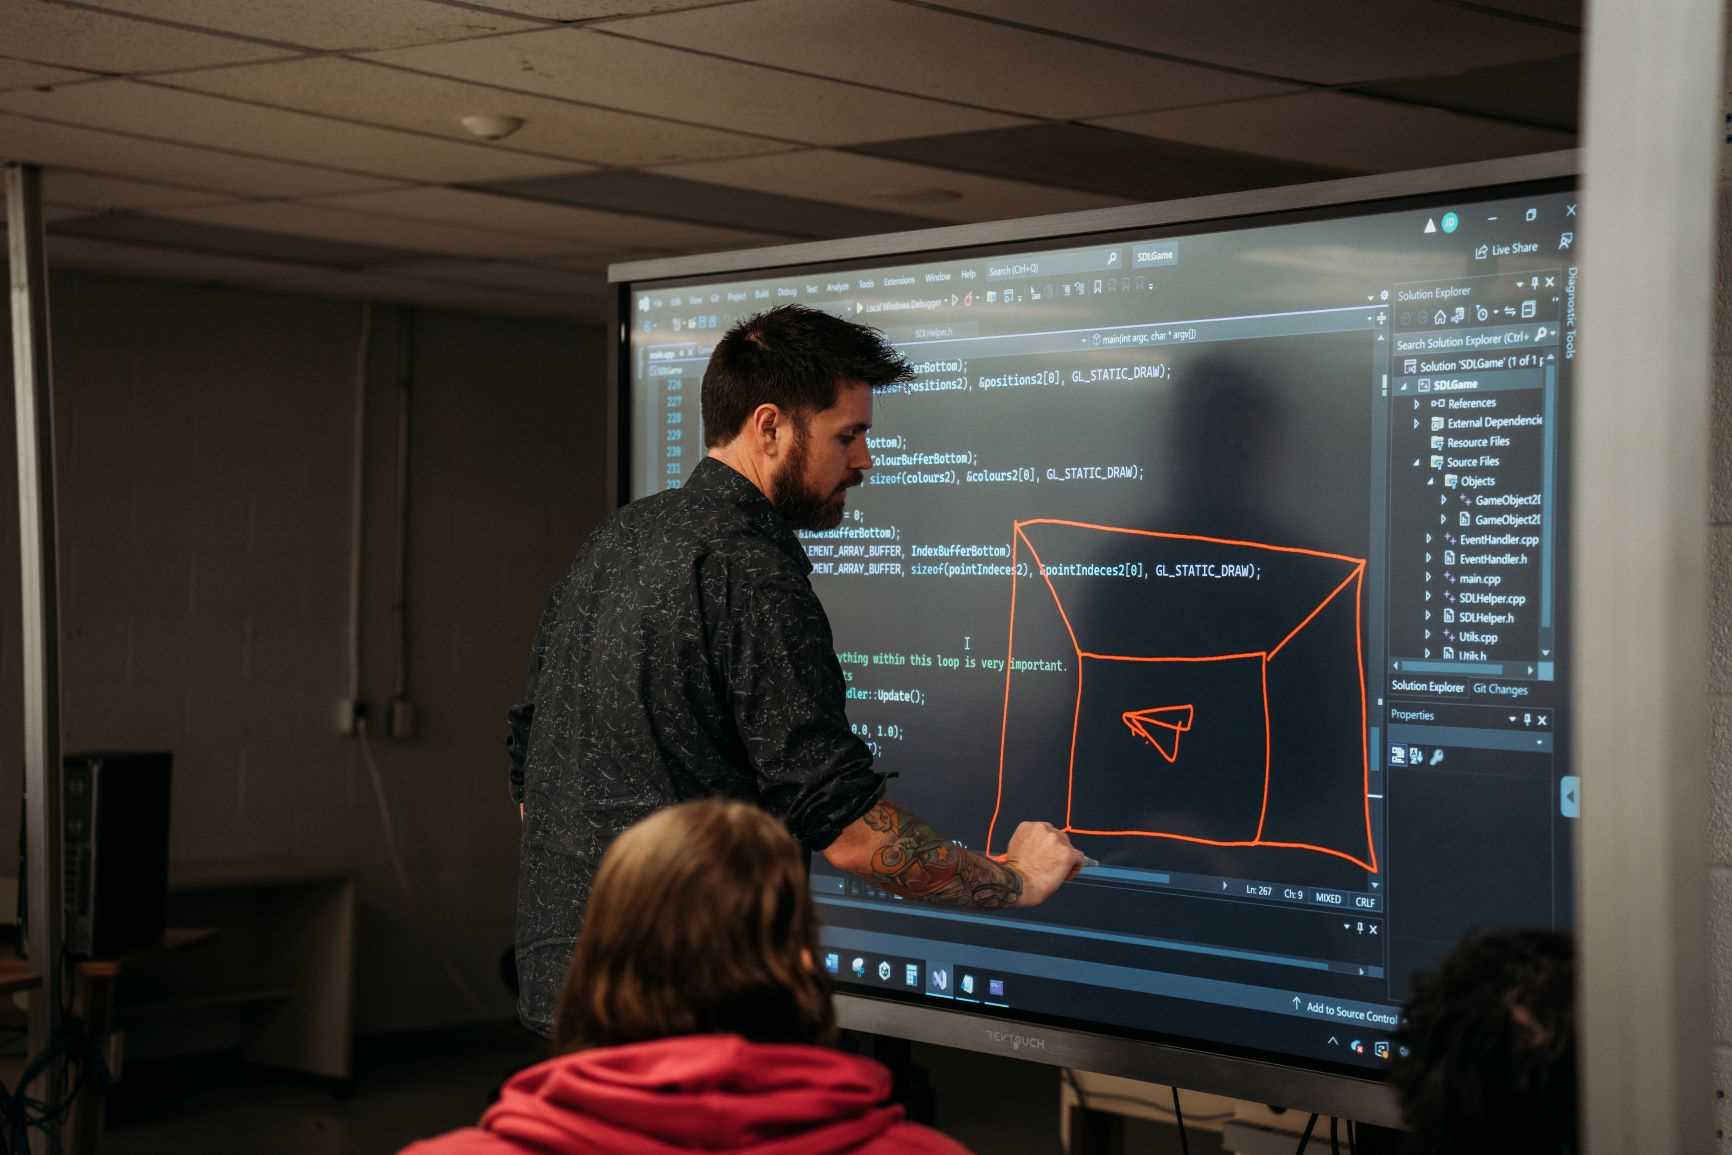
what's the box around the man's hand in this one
[999,821,1086,908]
[519,803,525,821]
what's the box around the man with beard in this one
[507,305,1083,1038]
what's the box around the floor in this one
[91,1024,1206,1154]
[100,1022,539,1155]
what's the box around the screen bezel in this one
[607,151,1577,1126]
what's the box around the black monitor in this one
[609,153,1577,1123]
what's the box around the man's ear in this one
[749,403,784,458]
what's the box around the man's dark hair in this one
[701,304,912,447]
[1392,929,1576,1155]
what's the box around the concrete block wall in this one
[0,270,607,1032]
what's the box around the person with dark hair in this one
[404,800,972,1155]
[507,305,1085,1038]
[1390,929,1577,1154]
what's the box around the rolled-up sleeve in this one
[722,562,890,851]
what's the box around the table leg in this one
[66,970,113,1155]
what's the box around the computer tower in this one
[19,752,172,958]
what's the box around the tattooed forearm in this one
[857,801,1024,909]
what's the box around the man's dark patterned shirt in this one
[507,457,887,1035]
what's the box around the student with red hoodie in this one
[401,798,972,1155]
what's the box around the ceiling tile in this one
[0,56,93,92]
[927,0,1579,86]
[607,0,1289,119]
[535,248,667,271]
[0,204,94,227]
[0,114,401,198]
[375,258,607,298]
[363,27,1029,145]
[153,200,604,260]
[451,0,758,18]
[476,170,933,239]
[656,149,1129,224]
[42,234,329,280]
[1354,54,1579,133]
[44,235,584,319]
[1094,91,1575,173]
[45,169,238,211]
[856,123,1349,201]
[347,272,588,318]
[72,0,544,51]
[0,1,295,73]
[310,186,788,252]
[162,56,789,167]
[1464,0,1580,26]
[51,210,426,268]
[0,81,592,184]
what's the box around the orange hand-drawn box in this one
[985,519,1376,872]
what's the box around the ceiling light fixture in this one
[459,114,526,141]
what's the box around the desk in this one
[155,865,355,1082]
[0,932,210,1155]
[69,929,216,1155]
[0,867,354,1152]
[0,959,42,998]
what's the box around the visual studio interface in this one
[627,186,1576,1070]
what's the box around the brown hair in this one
[552,799,836,1052]
[701,304,912,448]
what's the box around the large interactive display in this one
[613,159,1576,1114]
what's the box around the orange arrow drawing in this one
[1120,704,1196,764]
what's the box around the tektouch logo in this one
[984,1029,1047,1054]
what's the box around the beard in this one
[769,421,853,531]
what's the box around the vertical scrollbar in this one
[1538,360,1558,673]
[1367,354,1390,747]
[1366,320,1390,894]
